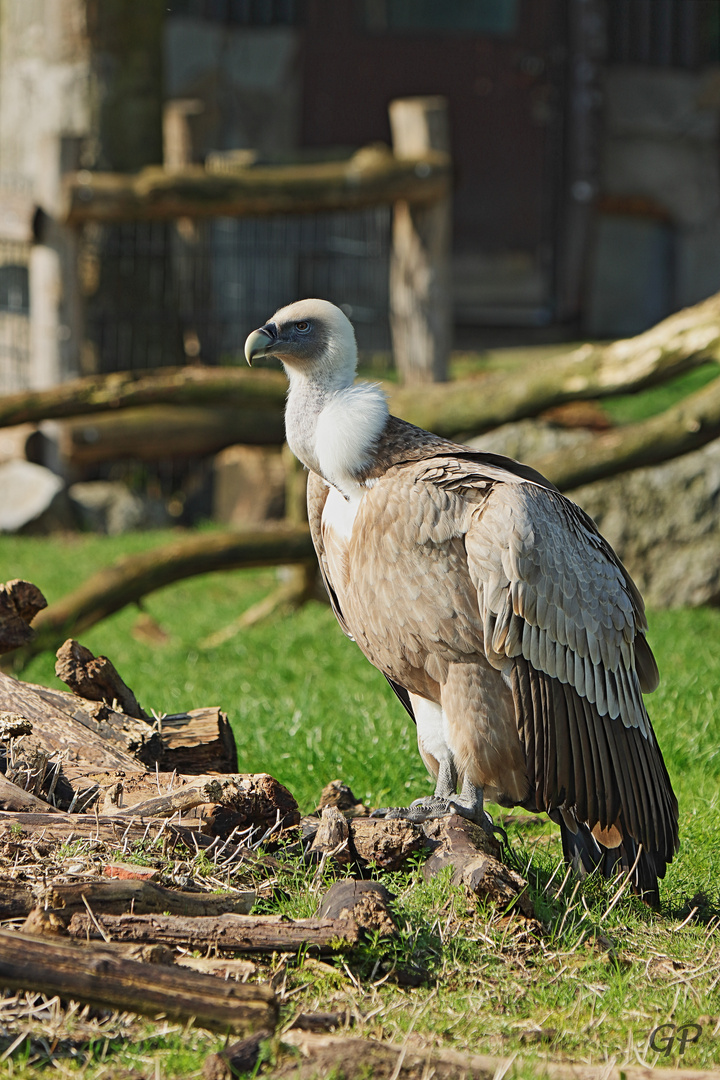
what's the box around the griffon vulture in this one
[245,299,679,902]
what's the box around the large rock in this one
[0,460,73,534]
[569,439,720,609]
[68,481,169,535]
[213,445,285,526]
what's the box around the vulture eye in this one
[295,321,310,333]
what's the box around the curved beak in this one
[244,324,276,366]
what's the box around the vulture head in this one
[244,298,358,389]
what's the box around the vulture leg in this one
[371,754,458,822]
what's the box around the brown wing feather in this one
[465,476,678,875]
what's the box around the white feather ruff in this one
[315,382,388,495]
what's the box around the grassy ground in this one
[2,530,720,1076]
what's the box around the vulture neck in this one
[284,353,388,498]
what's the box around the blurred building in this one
[1,0,720,390]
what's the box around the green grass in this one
[3,531,720,1075]
[602,362,720,426]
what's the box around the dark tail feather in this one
[550,811,662,908]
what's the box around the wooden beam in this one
[389,97,452,385]
[62,147,450,224]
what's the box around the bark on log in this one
[278,1031,720,1080]
[0,878,35,918]
[531,368,720,490]
[62,148,451,224]
[67,911,363,953]
[1,293,719,441]
[0,929,277,1035]
[55,638,147,719]
[31,878,255,920]
[6,527,314,670]
[0,581,47,655]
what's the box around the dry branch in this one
[67,911,364,954]
[62,148,450,224]
[0,929,277,1035]
[5,527,314,670]
[31,878,255,920]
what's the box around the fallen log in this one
[28,878,255,921]
[392,292,720,437]
[0,670,237,775]
[0,929,277,1036]
[104,772,300,837]
[56,404,285,466]
[0,769,61,813]
[1,294,719,440]
[0,581,47,655]
[137,708,237,775]
[5,527,315,670]
[67,911,363,953]
[0,366,286,430]
[532,368,720,490]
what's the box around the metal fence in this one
[82,208,392,375]
[0,240,31,392]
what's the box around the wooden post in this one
[389,97,452,385]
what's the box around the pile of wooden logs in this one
[0,578,536,1076]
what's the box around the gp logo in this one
[648,1023,702,1056]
